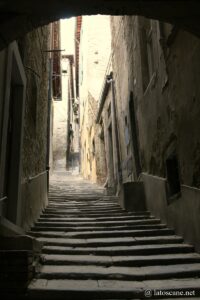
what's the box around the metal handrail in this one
[27,170,47,183]
[0,196,7,203]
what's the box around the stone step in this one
[41,212,136,218]
[46,204,119,208]
[38,215,153,222]
[32,235,183,247]
[48,198,117,201]
[48,200,117,204]
[40,213,153,220]
[32,228,173,239]
[30,224,167,234]
[47,206,121,211]
[29,186,200,299]
[43,208,128,214]
[42,209,149,214]
[41,253,200,267]
[38,263,200,280]
[42,243,194,256]
[33,223,164,231]
[48,195,105,199]
[32,225,166,233]
[28,278,200,299]
[35,218,161,227]
[47,203,120,209]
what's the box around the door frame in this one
[0,41,26,225]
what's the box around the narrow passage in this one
[28,170,200,299]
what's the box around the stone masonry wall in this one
[111,16,200,188]
[18,25,50,229]
[20,26,50,179]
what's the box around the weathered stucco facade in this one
[102,16,200,251]
[19,26,50,230]
[0,25,50,232]
[79,15,111,183]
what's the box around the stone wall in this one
[19,25,50,229]
[19,26,50,179]
[110,15,200,250]
[111,16,200,187]
[110,16,137,182]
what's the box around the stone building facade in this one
[79,15,111,183]
[96,16,200,251]
[0,25,50,233]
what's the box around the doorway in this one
[108,124,115,188]
[0,42,26,225]
[129,92,142,178]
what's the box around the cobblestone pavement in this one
[28,169,200,299]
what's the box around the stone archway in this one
[0,1,200,49]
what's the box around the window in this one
[129,92,142,177]
[92,139,95,157]
[166,154,181,203]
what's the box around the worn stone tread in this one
[44,208,125,213]
[31,225,166,233]
[38,215,154,222]
[31,225,167,234]
[28,278,200,299]
[36,218,161,226]
[38,263,200,280]
[40,212,150,218]
[29,181,200,299]
[29,235,183,247]
[35,228,174,239]
[42,243,194,256]
[47,204,120,209]
[42,253,200,266]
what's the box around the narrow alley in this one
[26,170,200,299]
[1,2,200,299]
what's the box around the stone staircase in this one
[27,182,200,299]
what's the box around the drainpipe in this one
[108,72,122,193]
[46,57,53,192]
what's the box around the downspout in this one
[46,57,53,192]
[109,72,122,192]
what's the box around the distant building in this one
[50,20,80,171]
[78,15,111,183]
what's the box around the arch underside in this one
[0,1,200,49]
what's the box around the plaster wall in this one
[111,16,200,186]
[110,16,200,249]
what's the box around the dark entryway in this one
[129,92,142,178]
[0,42,26,225]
